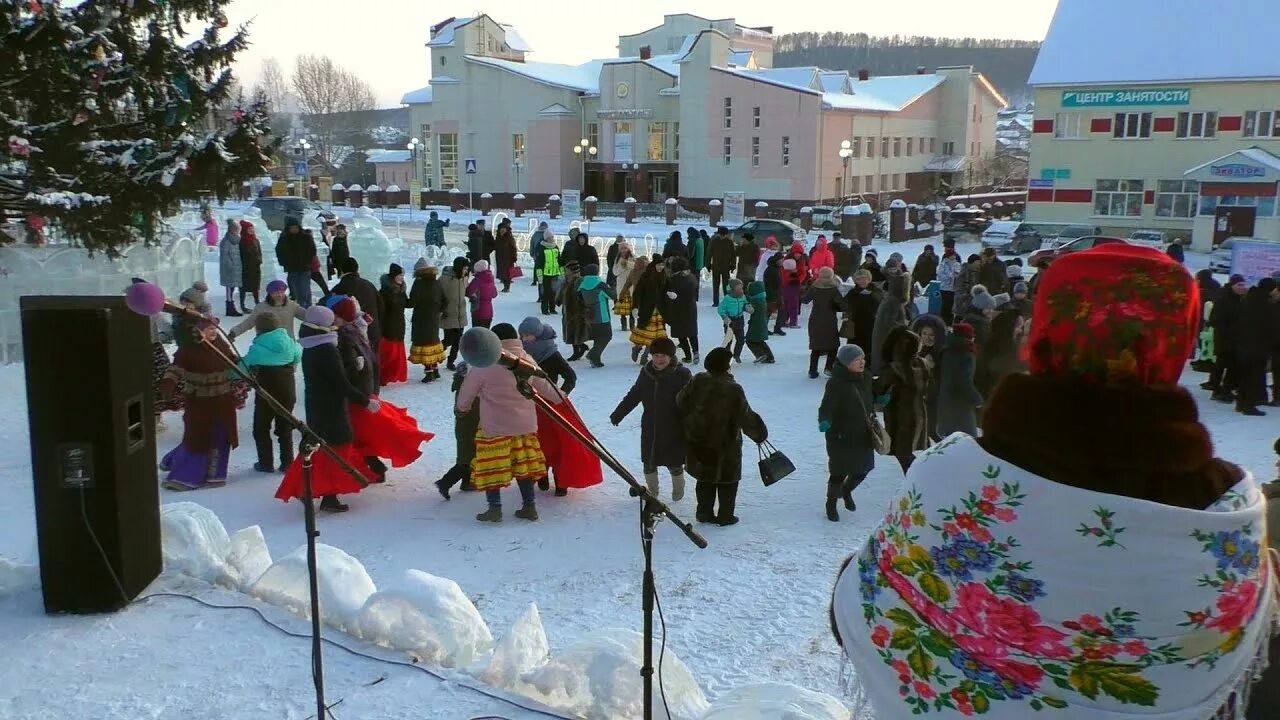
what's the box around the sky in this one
[224,0,1059,108]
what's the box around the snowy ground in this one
[0,240,1266,720]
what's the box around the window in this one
[865,175,875,192]
[723,97,732,129]
[1054,112,1086,139]
[972,104,978,122]
[906,137,913,156]
[942,141,954,155]
[1200,194,1278,218]
[852,137,861,158]
[673,122,680,161]
[438,132,459,190]
[587,123,599,150]
[970,141,975,156]
[511,134,525,164]
[1113,112,1153,139]
[1093,179,1144,217]
[614,121,632,162]
[647,121,670,161]
[420,123,433,190]
[752,106,761,128]
[1244,110,1280,138]
[850,176,860,193]
[1155,180,1198,218]
[723,136,732,166]
[893,137,901,157]
[930,138,937,153]
[781,136,790,166]
[751,136,760,167]
[892,173,901,190]
[880,174,889,192]
[919,137,926,154]
[866,137,875,157]
[1176,111,1217,139]
[881,137,889,157]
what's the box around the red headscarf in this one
[1028,243,1197,385]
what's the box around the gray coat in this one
[219,229,243,289]
[870,276,908,376]
[439,268,470,330]
[935,334,982,437]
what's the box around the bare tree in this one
[291,55,377,167]
[255,57,291,112]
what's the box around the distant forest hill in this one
[774,33,1040,105]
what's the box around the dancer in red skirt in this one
[275,305,379,512]
[377,263,409,385]
[535,389,603,496]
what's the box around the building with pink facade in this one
[403,13,1006,208]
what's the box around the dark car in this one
[942,208,991,242]
[252,196,336,231]
[1028,235,1128,267]
[729,218,806,247]
[980,221,1043,255]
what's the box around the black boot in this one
[826,497,839,522]
[826,481,842,521]
[278,438,294,471]
[841,476,858,511]
[225,299,242,317]
[319,495,349,513]
[537,476,550,491]
[514,502,539,521]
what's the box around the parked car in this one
[729,218,807,247]
[809,206,839,230]
[942,208,991,242]
[1049,223,1104,248]
[1209,237,1238,274]
[980,221,1044,255]
[1127,229,1169,249]
[1028,235,1128,267]
[252,196,336,231]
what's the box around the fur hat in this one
[413,257,430,271]
[266,279,288,294]
[332,297,357,323]
[836,343,865,366]
[1029,243,1197,385]
[704,347,733,374]
[648,337,677,358]
[389,263,404,279]
[970,285,997,311]
[852,268,873,283]
[518,316,543,338]
[474,260,489,273]
[192,281,209,293]
[492,322,518,340]
[817,266,835,282]
[668,257,688,274]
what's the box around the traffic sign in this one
[464,157,477,174]
[292,161,308,177]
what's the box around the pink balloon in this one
[125,282,166,316]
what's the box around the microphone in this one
[458,326,549,380]
[124,281,209,322]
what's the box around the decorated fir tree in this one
[0,0,276,255]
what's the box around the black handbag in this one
[758,440,796,487]
[852,387,892,455]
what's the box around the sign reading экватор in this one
[1062,88,1191,108]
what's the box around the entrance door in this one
[651,174,668,202]
[1213,206,1256,247]
[622,172,634,201]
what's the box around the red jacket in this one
[782,241,808,286]
[808,237,835,279]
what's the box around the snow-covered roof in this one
[365,149,411,164]
[820,71,852,94]
[728,49,754,67]
[924,155,969,172]
[427,17,469,48]
[1184,147,1280,177]
[601,53,682,79]
[400,85,432,105]
[750,67,821,91]
[464,55,604,92]
[499,24,532,53]
[1029,0,1280,86]
[674,34,698,62]
[823,74,946,112]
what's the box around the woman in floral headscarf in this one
[831,244,1278,720]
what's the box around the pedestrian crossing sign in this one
[464,158,477,174]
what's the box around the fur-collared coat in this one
[676,371,767,484]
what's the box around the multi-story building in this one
[1026,0,1280,250]
[402,13,1004,208]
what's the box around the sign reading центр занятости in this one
[1062,88,1191,107]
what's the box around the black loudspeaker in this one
[22,296,162,613]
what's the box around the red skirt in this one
[275,443,376,501]
[378,338,408,385]
[536,397,603,490]
[350,398,434,468]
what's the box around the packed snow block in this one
[355,569,493,668]
[523,628,708,720]
[249,543,375,634]
[159,502,231,584]
[482,602,550,690]
[0,556,40,597]
[222,525,272,592]
[700,683,850,720]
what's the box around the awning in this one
[1184,147,1280,183]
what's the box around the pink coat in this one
[455,339,557,437]
[203,219,219,247]
[465,270,499,322]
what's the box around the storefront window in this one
[1094,179,1144,216]
[1155,180,1198,218]
[1199,194,1278,217]
[438,132,459,190]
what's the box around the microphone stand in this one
[513,376,706,720]
[189,327,368,720]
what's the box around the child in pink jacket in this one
[465,260,499,329]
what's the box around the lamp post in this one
[572,137,597,193]
[293,139,311,196]
[406,138,421,181]
[838,140,853,205]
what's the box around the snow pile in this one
[222,525,272,592]
[523,628,708,720]
[355,569,493,668]
[482,602,550,691]
[159,502,231,584]
[700,683,850,720]
[0,556,39,597]
[249,543,376,635]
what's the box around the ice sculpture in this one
[240,207,279,282]
[347,206,393,276]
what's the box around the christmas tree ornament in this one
[231,109,244,121]
[93,45,106,61]
[8,136,31,157]
[214,13,228,28]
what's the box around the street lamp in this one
[572,138,597,192]
[838,140,853,203]
[406,137,421,181]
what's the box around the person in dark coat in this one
[1166,241,1186,264]
[476,219,495,267]
[408,259,448,383]
[870,273,908,377]
[610,337,692,501]
[662,230,689,261]
[327,224,350,280]
[628,257,670,364]
[873,327,929,474]
[819,343,875,522]
[605,235,623,289]
[860,249,884,284]
[842,268,882,353]
[238,220,263,313]
[556,262,591,360]
[494,220,518,292]
[562,232,600,271]
[519,316,576,394]
[936,322,982,437]
[735,234,761,285]
[331,257,383,351]
[911,244,939,288]
[830,232,859,280]
[707,227,737,305]
[466,223,483,264]
[803,267,847,378]
[977,248,1008,295]
[665,257,700,363]
[1236,279,1278,416]
[275,217,318,307]
[676,347,768,526]
[763,253,785,336]
[910,313,947,441]
[962,283,997,349]
[976,309,1028,402]
[435,361,478,498]
[376,264,409,386]
[1208,275,1247,403]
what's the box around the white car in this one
[1126,230,1168,249]
[1209,238,1236,274]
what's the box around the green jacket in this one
[577,275,616,324]
[240,328,302,372]
[718,293,748,320]
[690,236,706,273]
[745,282,770,342]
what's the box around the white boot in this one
[644,471,660,496]
[671,471,686,502]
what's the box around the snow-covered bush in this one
[699,683,850,720]
[249,543,376,635]
[354,569,492,668]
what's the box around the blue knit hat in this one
[518,316,543,337]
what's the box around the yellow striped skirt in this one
[629,312,667,346]
[409,342,446,366]
[614,291,633,316]
[470,431,546,491]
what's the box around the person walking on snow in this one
[465,260,498,330]
[239,313,302,473]
[440,257,471,370]
[743,280,775,363]
[578,263,616,367]
[610,337,692,501]
[238,220,262,313]
[228,279,307,342]
[158,319,240,491]
[377,263,409,385]
[275,217,317,308]
[219,218,243,317]
[818,343,875,521]
[518,316,576,394]
[718,278,749,363]
[808,235,835,280]
[666,257,701,364]
[804,266,847,378]
[557,262,592,361]
[613,242,638,331]
[424,210,449,247]
[534,231,562,315]
[494,220,519,292]
[408,259,448,383]
[707,226,737,306]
